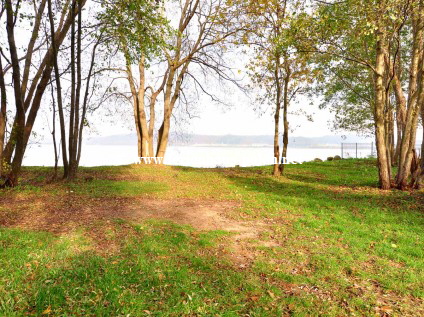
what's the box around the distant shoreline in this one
[37,143,344,149]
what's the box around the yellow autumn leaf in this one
[42,306,52,315]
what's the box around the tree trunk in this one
[77,37,100,167]
[156,113,171,159]
[70,0,83,179]
[272,95,281,176]
[50,83,59,179]
[2,0,66,165]
[135,126,142,157]
[148,96,157,159]
[21,0,47,96]
[48,0,69,178]
[417,109,424,189]
[67,0,78,179]
[5,0,86,181]
[138,57,151,159]
[384,101,394,172]
[273,53,282,177]
[155,56,190,162]
[373,28,391,190]
[280,73,290,175]
[2,133,14,165]
[133,96,150,159]
[156,122,164,158]
[156,68,177,160]
[396,7,424,189]
[393,72,406,165]
[5,0,26,180]
[0,54,6,177]
[126,54,152,161]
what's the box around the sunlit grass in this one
[0,159,423,316]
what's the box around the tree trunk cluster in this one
[373,0,424,189]
[1,0,88,184]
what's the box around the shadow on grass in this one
[283,159,381,188]
[0,222,292,316]
[219,170,424,297]
[223,169,424,222]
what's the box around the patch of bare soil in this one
[127,200,278,267]
[0,196,279,263]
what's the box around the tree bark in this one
[0,54,7,177]
[148,93,158,159]
[5,0,26,180]
[2,0,75,165]
[50,83,59,179]
[384,101,394,172]
[77,37,101,167]
[393,69,406,165]
[21,0,47,96]
[137,57,151,158]
[48,0,69,178]
[280,71,290,175]
[4,0,86,180]
[156,111,171,159]
[417,108,424,189]
[273,56,282,177]
[71,0,83,178]
[373,27,391,190]
[127,55,151,160]
[156,67,179,160]
[67,0,77,179]
[395,4,424,189]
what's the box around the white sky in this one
[85,87,337,139]
[182,98,333,137]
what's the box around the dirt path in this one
[0,196,279,265]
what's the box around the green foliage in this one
[244,0,312,113]
[98,0,172,63]
[315,60,375,135]
[290,0,416,136]
[1,160,11,176]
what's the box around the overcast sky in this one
[185,97,334,137]
[76,90,340,139]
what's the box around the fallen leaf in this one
[250,295,260,302]
[380,306,393,313]
[42,306,52,315]
[267,290,276,299]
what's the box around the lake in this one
[22,144,372,168]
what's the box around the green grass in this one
[0,223,288,316]
[68,179,168,197]
[0,159,423,316]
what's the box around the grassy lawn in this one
[0,159,423,316]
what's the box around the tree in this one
[153,0,245,160]
[394,0,424,189]
[99,0,168,159]
[48,0,103,179]
[313,44,376,137]
[1,0,87,183]
[245,0,310,176]
[104,0,245,162]
[297,0,422,189]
